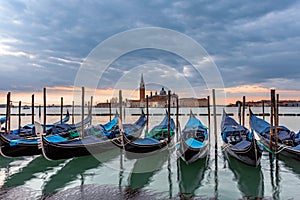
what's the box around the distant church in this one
[126,74,178,108]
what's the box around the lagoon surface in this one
[0,106,300,199]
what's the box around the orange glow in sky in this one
[1,84,299,106]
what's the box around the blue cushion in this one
[10,138,38,146]
[133,137,160,145]
[45,135,67,143]
[185,138,203,148]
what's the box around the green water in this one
[0,107,300,199]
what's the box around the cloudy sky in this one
[0,0,299,104]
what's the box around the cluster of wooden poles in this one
[4,87,95,139]
[236,89,280,152]
[3,86,281,152]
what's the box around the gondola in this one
[249,109,300,160]
[40,112,146,160]
[221,110,262,167]
[177,111,209,164]
[0,112,88,158]
[121,112,175,158]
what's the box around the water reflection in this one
[168,155,173,199]
[126,149,169,194]
[177,156,209,199]
[279,155,300,177]
[269,154,280,200]
[4,155,63,188]
[225,154,264,199]
[42,149,119,195]
[214,148,218,199]
[0,157,17,188]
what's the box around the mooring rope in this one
[275,145,290,154]
[257,140,274,154]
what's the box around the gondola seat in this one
[231,140,251,151]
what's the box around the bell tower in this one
[140,73,145,101]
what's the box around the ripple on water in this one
[1,184,215,200]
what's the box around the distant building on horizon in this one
[126,74,207,108]
[179,97,208,107]
[126,74,178,108]
[227,100,300,107]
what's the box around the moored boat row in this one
[1,106,300,169]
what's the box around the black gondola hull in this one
[256,133,300,160]
[122,134,173,159]
[178,140,209,164]
[0,112,89,158]
[223,139,262,167]
[0,133,41,157]
[41,136,116,160]
[110,127,144,149]
[41,115,146,160]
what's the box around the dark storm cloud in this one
[0,0,299,93]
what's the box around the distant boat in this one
[250,108,300,160]
[177,111,209,164]
[23,105,30,109]
[221,110,263,167]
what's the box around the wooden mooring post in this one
[212,89,217,150]
[72,101,75,124]
[207,96,211,146]
[276,94,279,126]
[18,101,21,133]
[238,101,242,125]
[167,90,171,143]
[81,87,85,138]
[274,92,279,152]
[269,89,275,150]
[60,97,63,124]
[31,94,34,124]
[119,90,123,122]
[90,96,93,125]
[212,89,218,198]
[39,105,41,120]
[146,95,149,133]
[5,92,11,134]
[109,100,112,121]
[242,96,246,127]
[43,88,46,133]
[176,96,179,142]
[262,100,265,120]
[119,90,124,147]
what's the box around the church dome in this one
[159,87,167,95]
